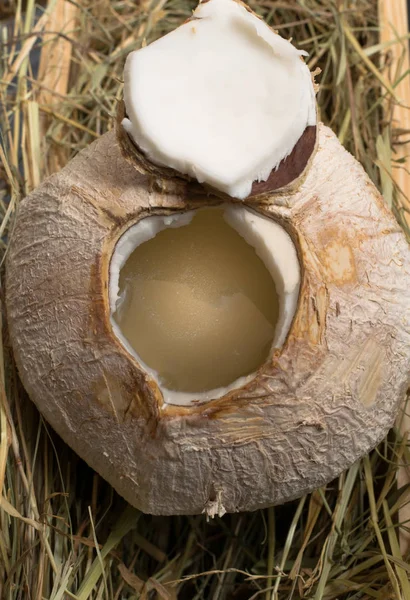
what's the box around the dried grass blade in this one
[343,22,399,102]
[363,455,403,600]
[382,499,410,597]
[76,505,139,599]
[0,495,41,530]
[314,463,360,600]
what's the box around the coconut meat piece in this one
[122,0,317,200]
[110,206,300,407]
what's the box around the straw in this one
[1,0,410,597]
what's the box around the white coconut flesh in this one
[110,206,300,407]
[122,0,317,200]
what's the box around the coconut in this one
[117,0,318,200]
[5,0,410,516]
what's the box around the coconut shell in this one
[6,123,410,515]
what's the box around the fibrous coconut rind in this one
[6,124,410,515]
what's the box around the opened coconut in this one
[6,0,410,516]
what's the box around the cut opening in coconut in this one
[121,0,317,200]
[110,206,300,406]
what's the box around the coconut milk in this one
[113,209,279,392]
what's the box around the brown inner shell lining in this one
[250,126,317,196]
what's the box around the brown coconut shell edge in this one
[6,123,410,515]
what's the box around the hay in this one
[1,0,410,597]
